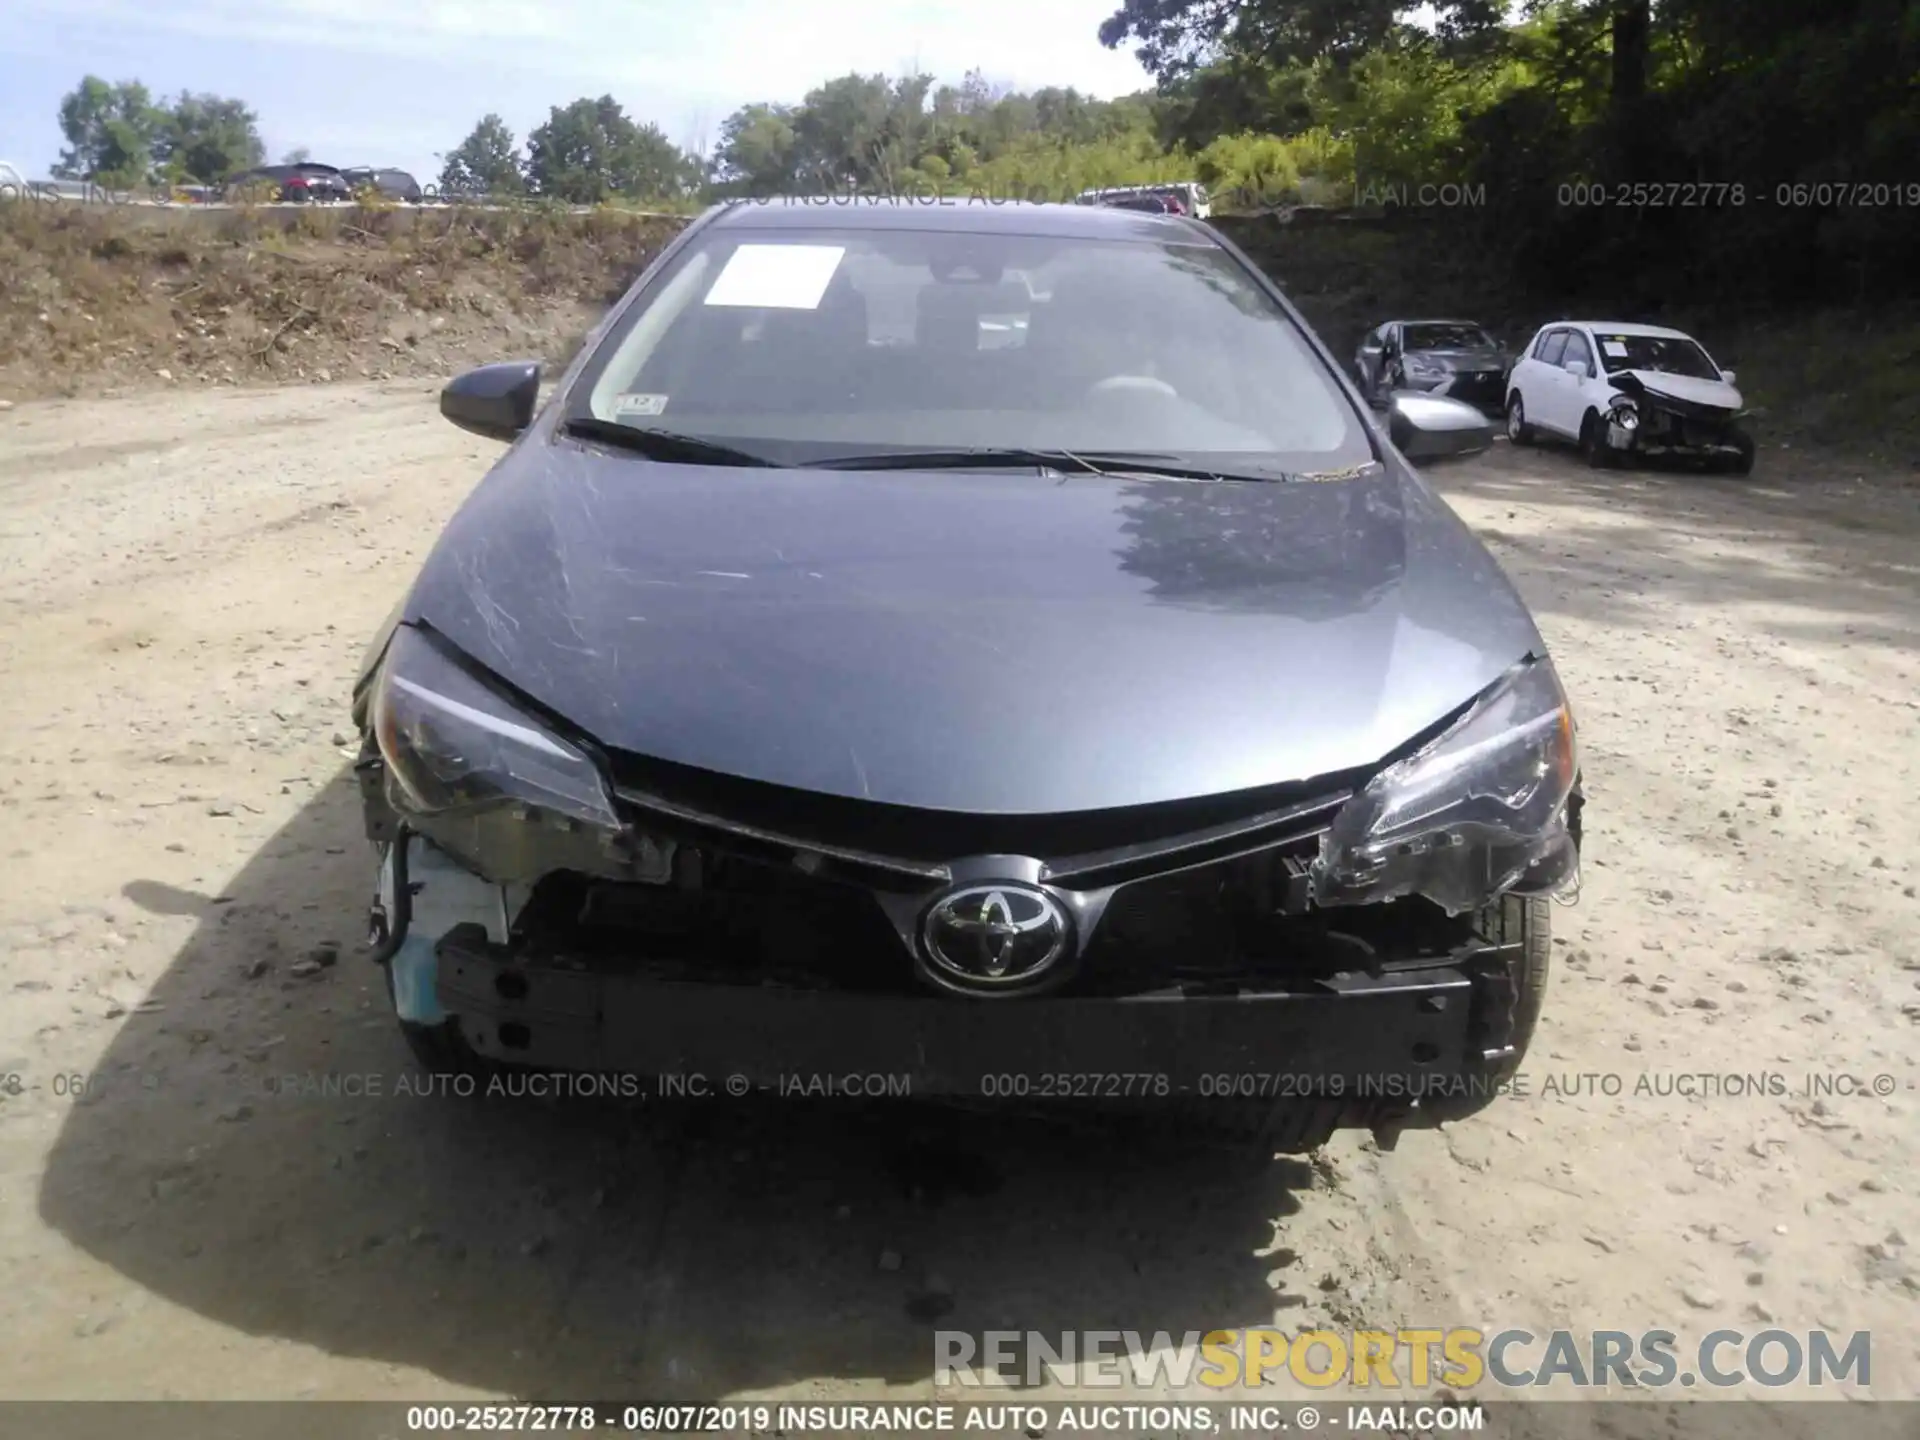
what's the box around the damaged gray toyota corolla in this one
[350,198,1584,1151]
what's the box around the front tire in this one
[1506,393,1535,445]
[1419,893,1552,1124]
[382,954,496,1081]
[1580,411,1619,468]
[1725,429,1756,475]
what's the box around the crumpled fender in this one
[1610,371,1750,423]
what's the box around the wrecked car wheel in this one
[1505,394,1535,445]
[380,958,496,1082]
[1415,894,1552,1125]
[1579,413,1620,469]
[1724,430,1756,476]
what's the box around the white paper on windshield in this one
[1601,340,1629,358]
[613,392,669,416]
[703,244,845,309]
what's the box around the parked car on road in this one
[352,199,1583,1153]
[1077,183,1211,219]
[342,167,424,204]
[1355,319,1512,414]
[1102,191,1184,215]
[225,163,353,204]
[1505,320,1754,473]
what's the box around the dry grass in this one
[0,202,686,398]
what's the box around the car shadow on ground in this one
[1436,445,1920,650]
[40,771,1309,1400]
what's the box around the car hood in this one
[1409,348,1508,371]
[402,438,1544,815]
[1613,369,1743,412]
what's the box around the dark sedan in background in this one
[1356,319,1514,414]
[342,167,425,203]
[352,200,1583,1153]
[225,162,354,204]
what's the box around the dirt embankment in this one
[0,203,688,401]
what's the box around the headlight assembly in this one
[1310,659,1581,915]
[371,624,620,832]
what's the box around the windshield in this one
[565,224,1372,473]
[1403,323,1498,351]
[1593,332,1720,379]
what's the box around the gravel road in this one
[0,382,1915,1414]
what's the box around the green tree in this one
[1098,0,1505,80]
[53,76,162,184]
[711,103,798,194]
[525,96,694,203]
[440,113,524,197]
[788,73,897,188]
[154,92,264,183]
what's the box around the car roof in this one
[1393,318,1490,328]
[1549,320,1694,340]
[243,163,344,178]
[708,198,1218,244]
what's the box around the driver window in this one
[1562,333,1594,370]
[1536,330,1570,366]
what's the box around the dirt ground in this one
[0,383,1916,1423]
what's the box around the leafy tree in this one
[53,76,162,184]
[788,73,901,189]
[440,113,524,197]
[711,103,797,195]
[525,96,695,203]
[154,92,264,183]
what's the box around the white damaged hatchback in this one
[1504,320,1756,474]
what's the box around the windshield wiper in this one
[562,416,777,468]
[799,447,1279,482]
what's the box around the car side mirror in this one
[1720,368,1737,384]
[1388,392,1495,465]
[1563,358,1590,379]
[1360,340,1384,354]
[440,360,542,441]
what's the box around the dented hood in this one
[1615,369,1744,413]
[401,435,1543,814]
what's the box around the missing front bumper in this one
[432,923,1489,1102]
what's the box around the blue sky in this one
[0,0,1154,182]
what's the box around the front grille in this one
[512,861,914,993]
[556,754,1486,998]
[608,749,1364,889]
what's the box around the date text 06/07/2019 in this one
[401,1402,1485,1433]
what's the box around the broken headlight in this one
[1310,659,1580,915]
[370,624,620,831]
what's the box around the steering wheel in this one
[1087,374,1179,399]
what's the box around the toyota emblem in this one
[920,883,1072,994]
